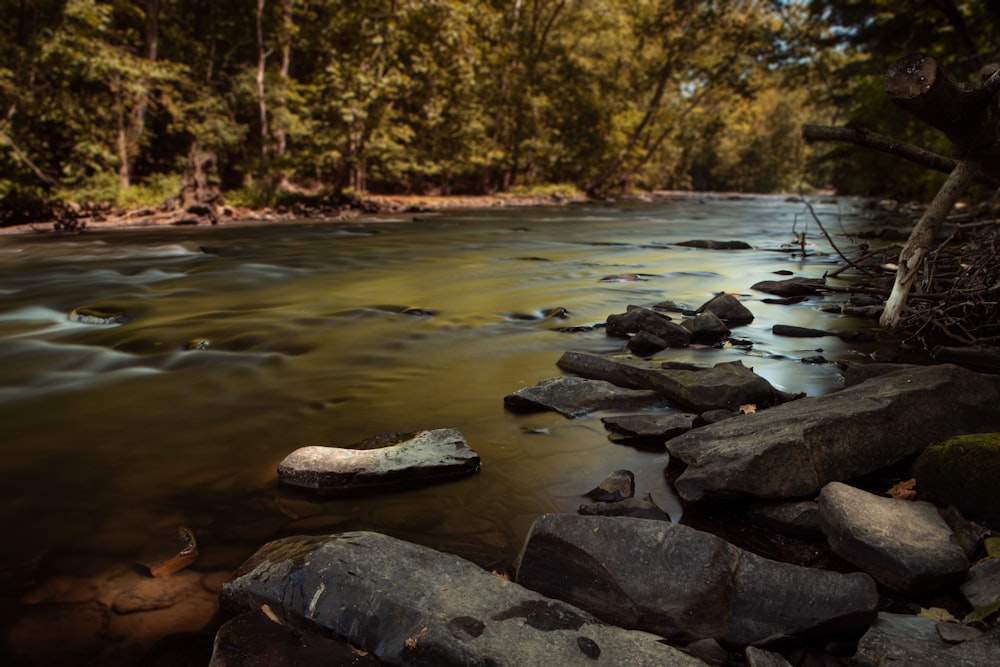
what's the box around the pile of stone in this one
[207,288,1000,666]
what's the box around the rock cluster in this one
[205,286,1000,665]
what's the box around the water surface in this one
[0,194,886,659]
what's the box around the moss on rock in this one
[912,433,1000,521]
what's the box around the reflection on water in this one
[0,195,887,660]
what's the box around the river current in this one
[0,194,888,660]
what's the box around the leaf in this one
[963,599,1000,625]
[261,603,282,625]
[886,478,918,500]
[739,403,756,414]
[918,607,958,623]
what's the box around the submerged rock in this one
[137,526,198,578]
[666,364,1000,502]
[68,305,132,325]
[515,514,876,646]
[818,482,968,594]
[277,428,480,495]
[219,532,704,666]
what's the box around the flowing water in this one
[0,194,889,661]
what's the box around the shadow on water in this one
[0,195,897,663]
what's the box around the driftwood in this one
[804,53,1000,333]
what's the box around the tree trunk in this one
[255,0,271,173]
[884,53,1000,177]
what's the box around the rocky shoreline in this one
[207,286,1000,665]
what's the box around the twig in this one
[801,199,873,276]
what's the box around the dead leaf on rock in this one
[739,404,756,414]
[886,478,918,501]
[261,603,282,625]
[919,607,959,623]
[405,626,429,648]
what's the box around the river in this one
[0,194,890,663]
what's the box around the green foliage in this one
[0,0,974,201]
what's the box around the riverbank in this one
[0,191,596,236]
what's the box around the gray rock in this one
[961,558,1000,609]
[583,470,635,502]
[209,609,380,667]
[682,312,730,342]
[666,364,1000,502]
[602,412,700,447]
[818,482,968,594]
[745,646,793,667]
[747,501,822,538]
[676,239,752,250]
[220,532,705,667]
[578,493,671,521]
[853,612,1000,666]
[557,352,793,412]
[277,428,480,495]
[696,293,754,326]
[515,514,876,646]
[504,376,666,417]
[627,330,669,356]
[606,306,692,347]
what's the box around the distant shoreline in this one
[0,190,830,236]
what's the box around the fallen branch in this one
[801,124,968,178]
[881,161,975,329]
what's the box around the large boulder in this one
[556,352,793,412]
[277,428,480,495]
[515,514,876,647]
[503,376,666,417]
[666,364,1000,502]
[219,532,706,667]
[817,482,969,594]
[912,433,1000,521]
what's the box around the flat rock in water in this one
[666,364,1000,502]
[751,277,825,296]
[219,532,704,667]
[772,324,829,338]
[277,428,480,494]
[515,514,876,646]
[578,493,671,521]
[818,482,968,594]
[583,469,635,502]
[602,412,699,447]
[676,239,752,250]
[853,612,1000,667]
[557,351,793,412]
[503,376,666,417]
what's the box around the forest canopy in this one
[1,0,999,210]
